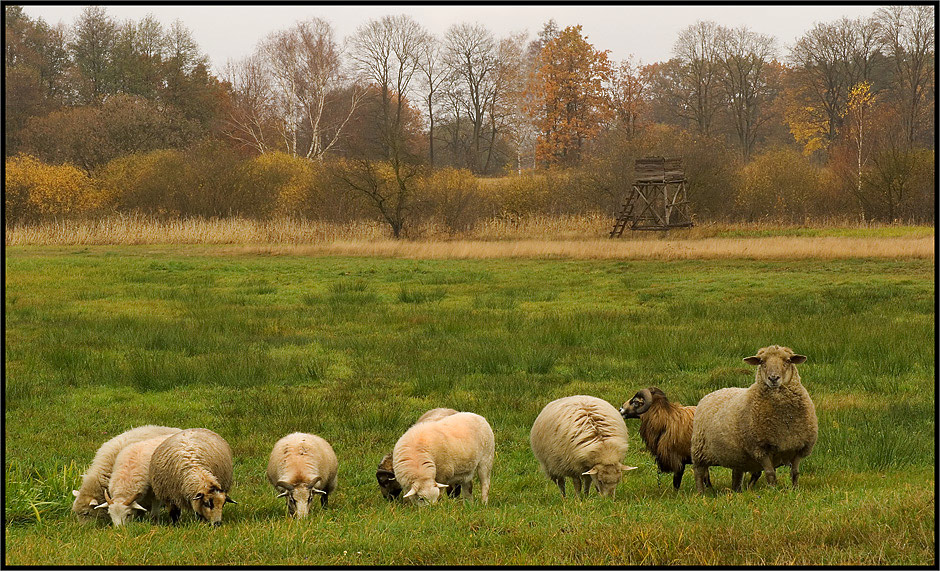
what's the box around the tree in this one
[842,81,875,203]
[526,25,612,167]
[417,34,447,167]
[671,21,724,136]
[875,5,935,147]
[786,16,885,153]
[608,57,649,139]
[70,6,117,104]
[715,25,777,159]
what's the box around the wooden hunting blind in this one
[609,157,693,237]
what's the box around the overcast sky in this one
[22,4,885,74]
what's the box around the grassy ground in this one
[4,245,935,566]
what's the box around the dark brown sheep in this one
[620,387,708,490]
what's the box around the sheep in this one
[267,432,338,517]
[376,408,461,501]
[96,434,175,526]
[620,387,707,490]
[71,425,181,522]
[691,345,818,494]
[531,395,637,498]
[392,411,494,505]
[149,428,236,525]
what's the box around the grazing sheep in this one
[531,395,636,498]
[71,425,181,522]
[267,432,338,517]
[393,412,494,505]
[620,387,707,490]
[149,428,236,525]
[376,408,461,501]
[691,345,818,494]
[97,435,175,526]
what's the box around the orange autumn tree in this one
[526,25,612,167]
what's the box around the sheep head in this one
[276,480,325,518]
[71,489,102,521]
[402,480,449,505]
[582,463,637,497]
[191,482,235,526]
[376,453,402,500]
[620,387,665,418]
[744,345,807,389]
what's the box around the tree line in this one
[4,5,935,231]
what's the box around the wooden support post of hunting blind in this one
[609,156,694,237]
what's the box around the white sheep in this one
[71,425,181,522]
[267,432,338,517]
[149,428,236,525]
[392,412,494,505]
[96,434,175,526]
[376,407,459,500]
[530,395,636,498]
[691,345,818,493]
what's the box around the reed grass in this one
[5,214,933,259]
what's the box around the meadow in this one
[3,235,936,565]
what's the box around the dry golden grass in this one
[5,214,934,260]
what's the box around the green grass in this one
[3,246,935,566]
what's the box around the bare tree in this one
[259,18,360,159]
[223,54,275,154]
[608,56,649,139]
[672,20,724,136]
[876,5,935,147]
[417,35,447,167]
[715,25,776,158]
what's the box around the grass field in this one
[3,241,936,566]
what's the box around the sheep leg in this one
[693,464,711,494]
[320,493,329,509]
[150,498,163,522]
[460,480,473,500]
[553,477,566,497]
[759,456,777,487]
[672,466,686,490]
[579,474,593,498]
[168,504,181,524]
[731,469,744,492]
[790,457,801,487]
[747,471,761,489]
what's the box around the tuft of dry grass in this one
[5,214,934,260]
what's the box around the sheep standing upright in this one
[531,395,636,498]
[691,345,818,493]
[149,428,236,525]
[376,408,460,501]
[98,434,175,526]
[71,425,181,521]
[620,387,705,490]
[267,432,338,517]
[393,412,494,505]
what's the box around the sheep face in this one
[402,480,448,505]
[376,454,402,500]
[744,346,807,389]
[583,463,636,497]
[106,500,147,527]
[276,482,325,518]
[72,490,103,521]
[619,388,663,419]
[190,487,234,525]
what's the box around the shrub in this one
[415,168,492,234]
[735,147,824,223]
[5,154,107,223]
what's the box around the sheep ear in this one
[276,490,289,498]
[435,482,449,489]
[743,356,762,365]
[789,354,807,364]
[130,501,148,512]
[72,490,80,498]
[94,502,109,510]
[403,486,417,498]
[312,488,327,495]
[582,468,598,476]
[225,496,237,504]
[192,493,203,501]
[88,499,99,507]
[619,464,638,472]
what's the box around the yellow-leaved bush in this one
[5,154,109,222]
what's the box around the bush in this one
[5,154,107,223]
[415,168,492,234]
[735,147,824,222]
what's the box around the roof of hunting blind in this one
[635,157,685,183]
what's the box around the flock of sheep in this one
[71,345,817,526]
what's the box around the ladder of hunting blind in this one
[609,191,640,238]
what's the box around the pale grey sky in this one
[22,4,885,74]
